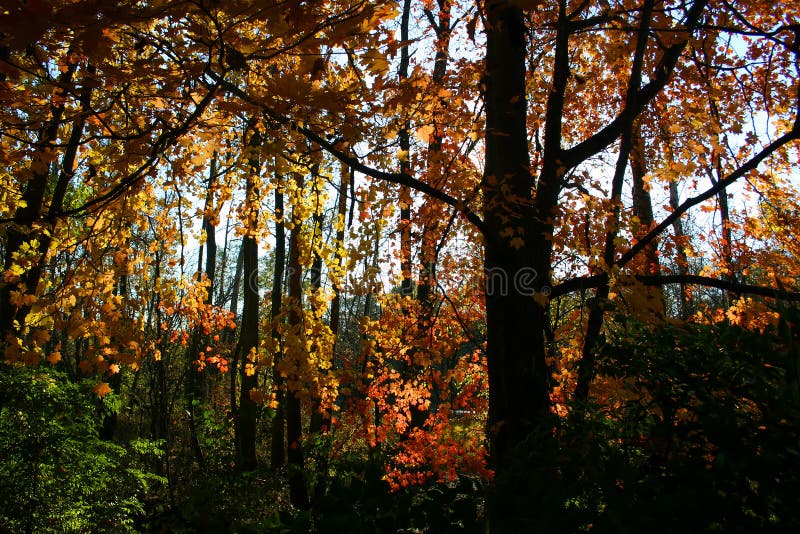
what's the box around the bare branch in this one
[551,273,800,302]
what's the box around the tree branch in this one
[560,0,708,170]
[617,126,800,268]
[551,273,800,302]
[206,70,489,235]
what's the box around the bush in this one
[0,364,163,532]
[493,315,800,532]
[312,455,484,533]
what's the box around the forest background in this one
[1,0,800,531]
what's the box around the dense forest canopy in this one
[1,0,799,531]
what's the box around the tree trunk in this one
[417,0,452,314]
[482,0,550,476]
[228,245,244,415]
[270,183,287,468]
[629,119,665,319]
[329,162,349,361]
[669,180,691,318]
[311,161,349,504]
[309,176,329,435]
[576,0,654,403]
[1,57,81,340]
[236,125,262,472]
[660,124,691,319]
[184,158,219,470]
[398,0,413,298]
[630,120,659,277]
[286,172,310,509]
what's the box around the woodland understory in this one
[1,0,800,532]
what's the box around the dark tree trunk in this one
[398,0,413,297]
[482,1,550,476]
[309,176,328,435]
[576,0,654,403]
[286,172,310,509]
[184,158,219,470]
[417,0,452,314]
[1,58,81,340]
[270,184,287,468]
[236,125,262,472]
[228,245,244,415]
[310,162,349,504]
[630,120,660,277]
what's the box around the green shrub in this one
[0,364,164,532]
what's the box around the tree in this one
[235,121,262,471]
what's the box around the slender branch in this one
[206,70,489,235]
[617,126,800,268]
[0,77,222,225]
[550,273,800,302]
[561,0,708,170]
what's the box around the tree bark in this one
[417,0,452,314]
[482,0,550,476]
[228,245,244,415]
[270,183,287,468]
[236,125,262,472]
[286,172,310,509]
[398,0,413,298]
[576,0,655,403]
[1,57,81,340]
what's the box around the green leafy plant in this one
[0,364,163,532]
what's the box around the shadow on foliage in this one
[492,310,800,532]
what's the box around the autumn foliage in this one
[1,0,800,531]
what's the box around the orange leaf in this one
[93,383,112,397]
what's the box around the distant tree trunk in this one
[669,181,691,318]
[228,245,244,415]
[408,0,454,430]
[630,120,659,277]
[184,157,219,470]
[362,235,381,456]
[311,161,349,504]
[236,124,262,472]
[309,176,329,435]
[217,210,232,306]
[576,0,654,403]
[398,0,413,298]
[286,172,310,509]
[329,162,350,358]
[660,124,691,319]
[270,183,287,468]
[700,45,736,300]
[630,119,665,319]
[100,272,126,441]
[710,145,735,307]
[150,247,169,444]
[417,0,452,316]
